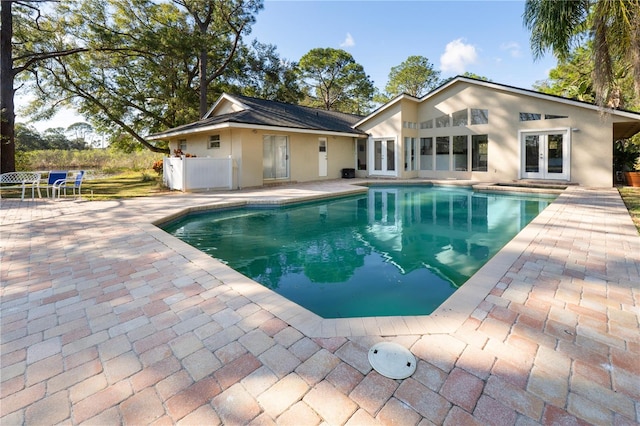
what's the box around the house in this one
[148,76,640,189]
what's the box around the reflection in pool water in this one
[162,186,555,318]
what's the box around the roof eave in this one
[354,93,419,128]
[202,93,252,119]
[147,122,368,141]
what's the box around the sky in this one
[17,0,558,132]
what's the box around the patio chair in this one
[52,170,85,199]
[42,171,68,197]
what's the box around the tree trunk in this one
[199,47,208,118]
[1,0,16,173]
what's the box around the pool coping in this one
[148,182,563,337]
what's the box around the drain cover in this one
[368,342,417,379]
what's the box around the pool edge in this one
[147,183,564,337]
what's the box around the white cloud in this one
[440,38,478,74]
[500,41,522,58]
[340,33,355,48]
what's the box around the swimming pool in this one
[162,186,556,318]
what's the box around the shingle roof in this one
[148,94,367,139]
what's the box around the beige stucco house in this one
[148,76,640,189]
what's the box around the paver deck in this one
[1,180,638,425]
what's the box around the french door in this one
[263,135,289,180]
[372,138,396,176]
[521,130,569,180]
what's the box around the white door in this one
[372,138,396,176]
[521,130,569,180]
[318,138,327,177]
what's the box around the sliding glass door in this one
[263,135,289,180]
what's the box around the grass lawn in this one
[0,171,167,200]
[619,187,640,234]
[82,171,169,200]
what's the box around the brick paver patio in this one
[1,181,638,425]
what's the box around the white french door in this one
[521,130,569,180]
[371,138,396,176]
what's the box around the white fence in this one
[163,156,235,191]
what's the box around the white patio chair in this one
[52,170,86,199]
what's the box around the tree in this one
[461,72,492,82]
[296,48,375,114]
[174,0,262,117]
[1,0,92,173]
[534,43,639,110]
[384,55,441,99]
[226,40,303,103]
[523,0,640,107]
[66,122,94,146]
[15,0,264,168]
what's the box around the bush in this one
[16,149,164,173]
[152,159,163,175]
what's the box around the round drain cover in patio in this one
[368,342,417,379]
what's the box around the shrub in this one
[152,159,163,175]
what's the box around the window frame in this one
[208,134,221,149]
[452,109,468,127]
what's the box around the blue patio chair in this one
[43,171,68,198]
[52,170,85,199]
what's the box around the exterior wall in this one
[168,129,357,189]
[399,99,420,179]
[358,102,402,177]
[361,82,620,187]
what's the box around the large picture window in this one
[357,138,367,170]
[404,137,417,171]
[472,135,488,171]
[420,137,433,170]
[453,135,468,171]
[471,109,489,125]
[436,136,450,170]
[452,109,468,127]
[436,115,450,128]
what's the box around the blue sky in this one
[21,0,558,131]
[250,0,558,92]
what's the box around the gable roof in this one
[355,75,640,131]
[148,93,368,140]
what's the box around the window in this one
[420,137,433,170]
[452,109,468,127]
[471,109,489,125]
[420,120,433,129]
[403,121,417,129]
[545,114,568,120]
[472,135,488,171]
[436,136,450,170]
[208,135,220,149]
[519,112,541,121]
[404,137,417,171]
[436,114,450,128]
[453,136,468,171]
[357,138,367,170]
[178,139,187,152]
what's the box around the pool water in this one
[162,186,555,318]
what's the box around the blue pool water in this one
[162,186,556,318]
